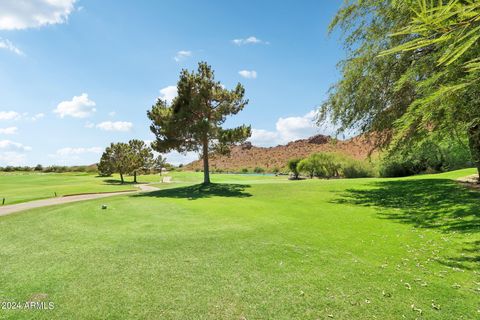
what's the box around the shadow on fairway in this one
[101,178,149,185]
[335,179,480,270]
[134,183,252,200]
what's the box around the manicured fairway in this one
[0,171,281,205]
[0,169,478,319]
[0,172,139,205]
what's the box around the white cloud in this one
[0,126,18,135]
[174,50,192,62]
[248,129,279,147]
[0,139,31,165]
[0,151,27,165]
[23,112,45,121]
[54,146,103,157]
[0,111,20,121]
[0,111,44,122]
[84,121,94,128]
[159,85,177,104]
[144,139,198,166]
[31,112,45,121]
[96,121,133,132]
[0,0,76,30]
[108,111,116,117]
[248,110,337,147]
[54,93,96,118]
[238,70,257,79]
[0,140,31,151]
[232,36,268,46]
[165,151,199,166]
[0,38,24,56]
[48,146,103,165]
[275,110,319,142]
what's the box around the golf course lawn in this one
[0,169,479,319]
[0,172,138,205]
[0,171,283,205]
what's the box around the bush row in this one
[0,165,98,173]
[379,139,472,177]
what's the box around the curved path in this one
[0,184,159,217]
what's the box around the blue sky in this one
[0,0,345,166]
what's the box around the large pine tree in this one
[147,62,251,184]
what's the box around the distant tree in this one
[298,158,316,178]
[34,164,43,171]
[99,143,133,184]
[129,139,154,183]
[151,155,167,173]
[98,152,113,177]
[297,153,335,179]
[287,158,302,180]
[298,153,343,179]
[147,62,251,185]
[318,153,342,179]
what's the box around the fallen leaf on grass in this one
[411,304,422,315]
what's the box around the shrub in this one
[298,158,316,178]
[296,152,376,179]
[241,168,249,173]
[296,153,338,179]
[318,153,342,178]
[380,158,414,177]
[253,167,265,174]
[379,138,471,177]
[287,158,302,179]
[342,159,376,178]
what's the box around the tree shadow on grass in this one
[133,183,252,200]
[102,179,137,185]
[334,179,480,270]
[101,178,155,185]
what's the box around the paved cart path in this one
[0,184,159,217]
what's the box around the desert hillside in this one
[184,134,376,172]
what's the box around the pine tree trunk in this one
[120,172,124,184]
[468,121,480,183]
[202,140,210,185]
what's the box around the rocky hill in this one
[184,134,376,172]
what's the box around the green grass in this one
[0,172,139,205]
[0,169,478,319]
[0,171,283,205]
